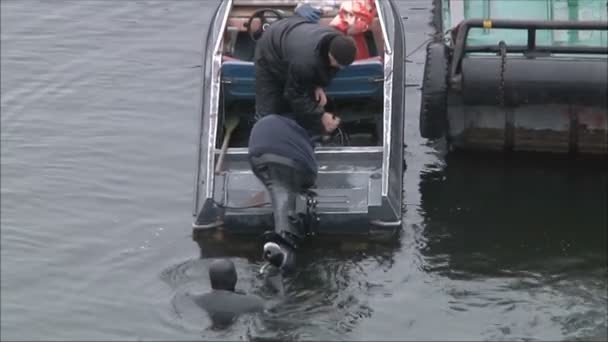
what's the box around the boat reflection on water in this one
[418,152,607,277]
[414,152,607,340]
[193,228,402,268]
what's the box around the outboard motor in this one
[250,153,314,273]
[247,114,319,274]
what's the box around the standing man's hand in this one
[315,87,327,107]
[294,3,322,23]
[321,112,340,134]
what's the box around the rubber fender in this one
[419,42,449,140]
[461,57,608,107]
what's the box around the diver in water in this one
[193,259,265,327]
[248,114,318,273]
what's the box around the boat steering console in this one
[246,8,285,41]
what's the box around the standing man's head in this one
[209,259,237,291]
[328,35,357,69]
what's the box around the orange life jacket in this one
[329,0,377,60]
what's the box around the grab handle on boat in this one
[215,114,240,174]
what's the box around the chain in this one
[498,40,507,107]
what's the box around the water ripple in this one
[1,0,606,341]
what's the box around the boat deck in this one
[206,147,397,237]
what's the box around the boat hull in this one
[193,148,403,241]
[192,0,406,241]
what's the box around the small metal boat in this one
[421,0,608,155]
[191,0,407,244]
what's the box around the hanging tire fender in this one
[419,41,449,140]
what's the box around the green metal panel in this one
[442,0,608,48]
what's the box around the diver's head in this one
[209,259,237,291]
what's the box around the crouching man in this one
[248,114,318,273]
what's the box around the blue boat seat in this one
[221,56,384,102]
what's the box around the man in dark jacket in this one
[248,114,318,273]
[254,14,357,135]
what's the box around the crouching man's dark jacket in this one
[254,16,341,119]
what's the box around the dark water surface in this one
[1,0,606,340]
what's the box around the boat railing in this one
[450,18,608,76]
[375,0,392,55]
[193,0,233,217]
